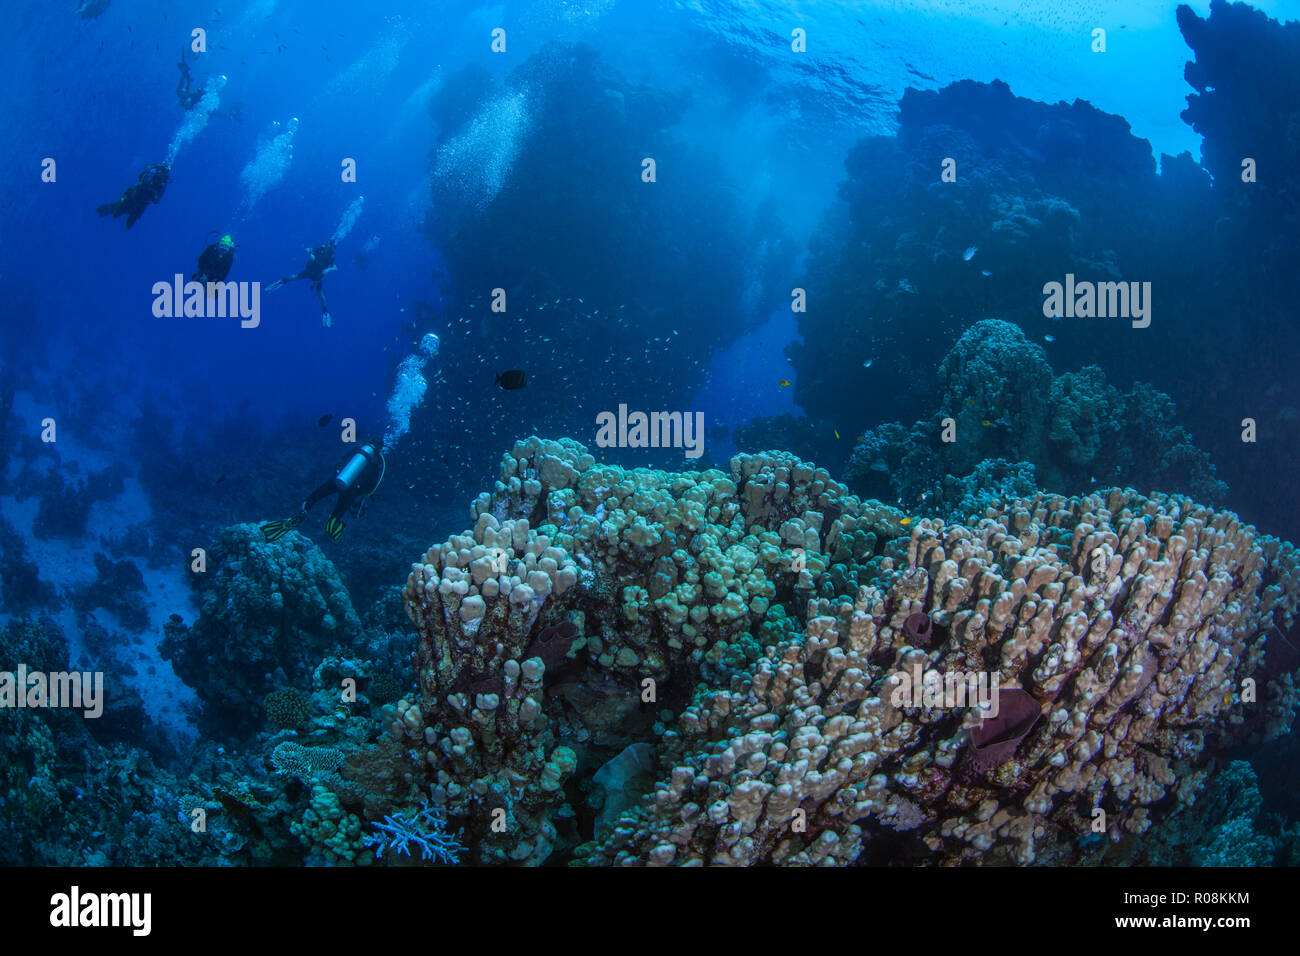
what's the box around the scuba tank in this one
[336,443,381,489]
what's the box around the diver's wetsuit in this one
[176,55,203,110]
[301,443,384,539]
[192,238,234,284]
[267,241,336,326]
[96,164,169,228]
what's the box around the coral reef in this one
[290,783,369,865]
[1177,0,1300,303]
[0,516,56,614]
[792,61,1300,543]
[395,436,904,863]
[845,320,1227,511]
[263,688,313,730]
[160,523,362,740]
[11,433,1298,869]
[398,504,581,864]
[391,437,1297,866]
[582,481,1300,865]
[0,617,288,865]
[1115,760,1300,866]
[792,79,1165,434]
[76,552,149,631]
[469,436,887,675]
[362,800,465,864]
[32,465,128,540]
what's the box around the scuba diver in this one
[176,50,204,111]
[192,233,235,284]
[266,240,337,327]
[261,441,385,542]
[176,52,241,122]
[96,163,170,228]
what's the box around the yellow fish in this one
[900,517,913,526]
[966,398,976,406]
[834,429,840,439]
[779,379,791,388]
[981,420,993,427]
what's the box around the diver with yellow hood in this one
[193,233,236,285]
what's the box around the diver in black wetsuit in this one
[176,51,204,110]
[96,163,170,228]
[266,240,337,326]
[193,234,235,284]
[261,443,385,542]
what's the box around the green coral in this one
[290,783,370,865]
[263,688,313,730]
[270,742,345,779]
[473,437,899,678]
[847,319,1228,509]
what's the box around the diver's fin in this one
[261,515,301,542]
[325,517,345,540]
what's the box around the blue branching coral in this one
[362,802,465,865]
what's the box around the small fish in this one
[900,517,913,526]
[981,269,992,277]
[215,474,226,485]
[778,379,792,388]
[856,435,866,443]
[834,429,840,439]
[317,414,332,427]
[1044,334,1056,342]
[966,398,976,406]
[496,370,528,390]
[981,420,993,427]
[862,358,874,368]
[962,246,977,261]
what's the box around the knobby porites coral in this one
[393,437,1300,865]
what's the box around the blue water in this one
[7,0,1279,432]
[3,0,1300,869]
